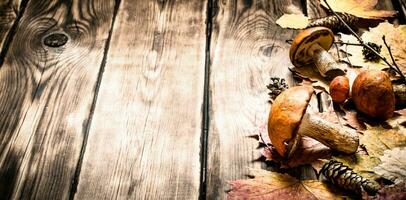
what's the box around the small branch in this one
[345,44,353,68]
[333,42,340,59]
[322,0,405,82]
[334,41,363,46]
[382,36,404,78]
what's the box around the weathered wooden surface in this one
[74,0,207,199]
[0,0,22,53]
[206,0,302,199]
[0,0,404,199]
[0,0,115,199]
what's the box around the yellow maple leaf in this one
[321,0,396,19]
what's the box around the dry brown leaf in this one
[321,0,396,19]
[261,136,332,168]
[340,22,406,73]
[341,101,406,132]
[227,168,343,200]
[363,182,406,200]
[343,109,367,131]
[374,147,406,184]
[291,65,331,92]
[361,124,406,158]
[276,14,309,29]
[291,60,362,93]
[334,118,406,181]
[334,153,382,181]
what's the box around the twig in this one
[382,35,403,77]
[334,41,362,46]
[333,42,340,59]
[322,0,406,82]
[345,44,353,68]
[258,131,273,152]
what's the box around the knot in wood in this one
[43,33,68,47]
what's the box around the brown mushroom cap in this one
[268,85,314,157]
[330,76,350,104]
[352,70,395,120]
[289,27,334,67]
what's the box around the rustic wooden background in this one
[0,0,403,199]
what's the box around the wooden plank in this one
[74,0,207,199]
[206,0,303,199]
[0,0,22,52]
[306,0,326,18]
[0,0,115,199]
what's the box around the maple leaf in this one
[321,0,396,19]
[340,22,406,74]
[276,14,309,29]
[374,147,406,184]
[227,168,343,200]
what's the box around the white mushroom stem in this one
[297,112,359,154]
[309,43,345,79]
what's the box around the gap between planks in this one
[0,0,29,68]
[68,0,123,199]
[199,0,214,199]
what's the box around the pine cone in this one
[320,160,380,195]
[267,77,288,101]
[307,13,358,33]
[362,42,382,62]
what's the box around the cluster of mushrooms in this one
[268,27,404,158]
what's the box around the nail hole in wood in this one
[43,33,68,47]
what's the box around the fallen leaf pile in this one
[228,168,342,200]
[374,147,406,184]
[276,0,397,30]
[340,22,406,74]
[334,121,406,181]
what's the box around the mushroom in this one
[326,70,404,119]
[330,75,350,104]
[268,85,359,158]
[352,70,395,120]
[290,27,345,80]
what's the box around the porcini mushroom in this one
[268,85,359,158]
[330,75,350,104]
[290,27,345,79]
[326,70,404,119]
[352,70,395,120]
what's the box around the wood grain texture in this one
[0,0,21,51]
[306,0,326,19]
[0,0,115,199]
[74,0,207,199]
[206,0,302,199]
